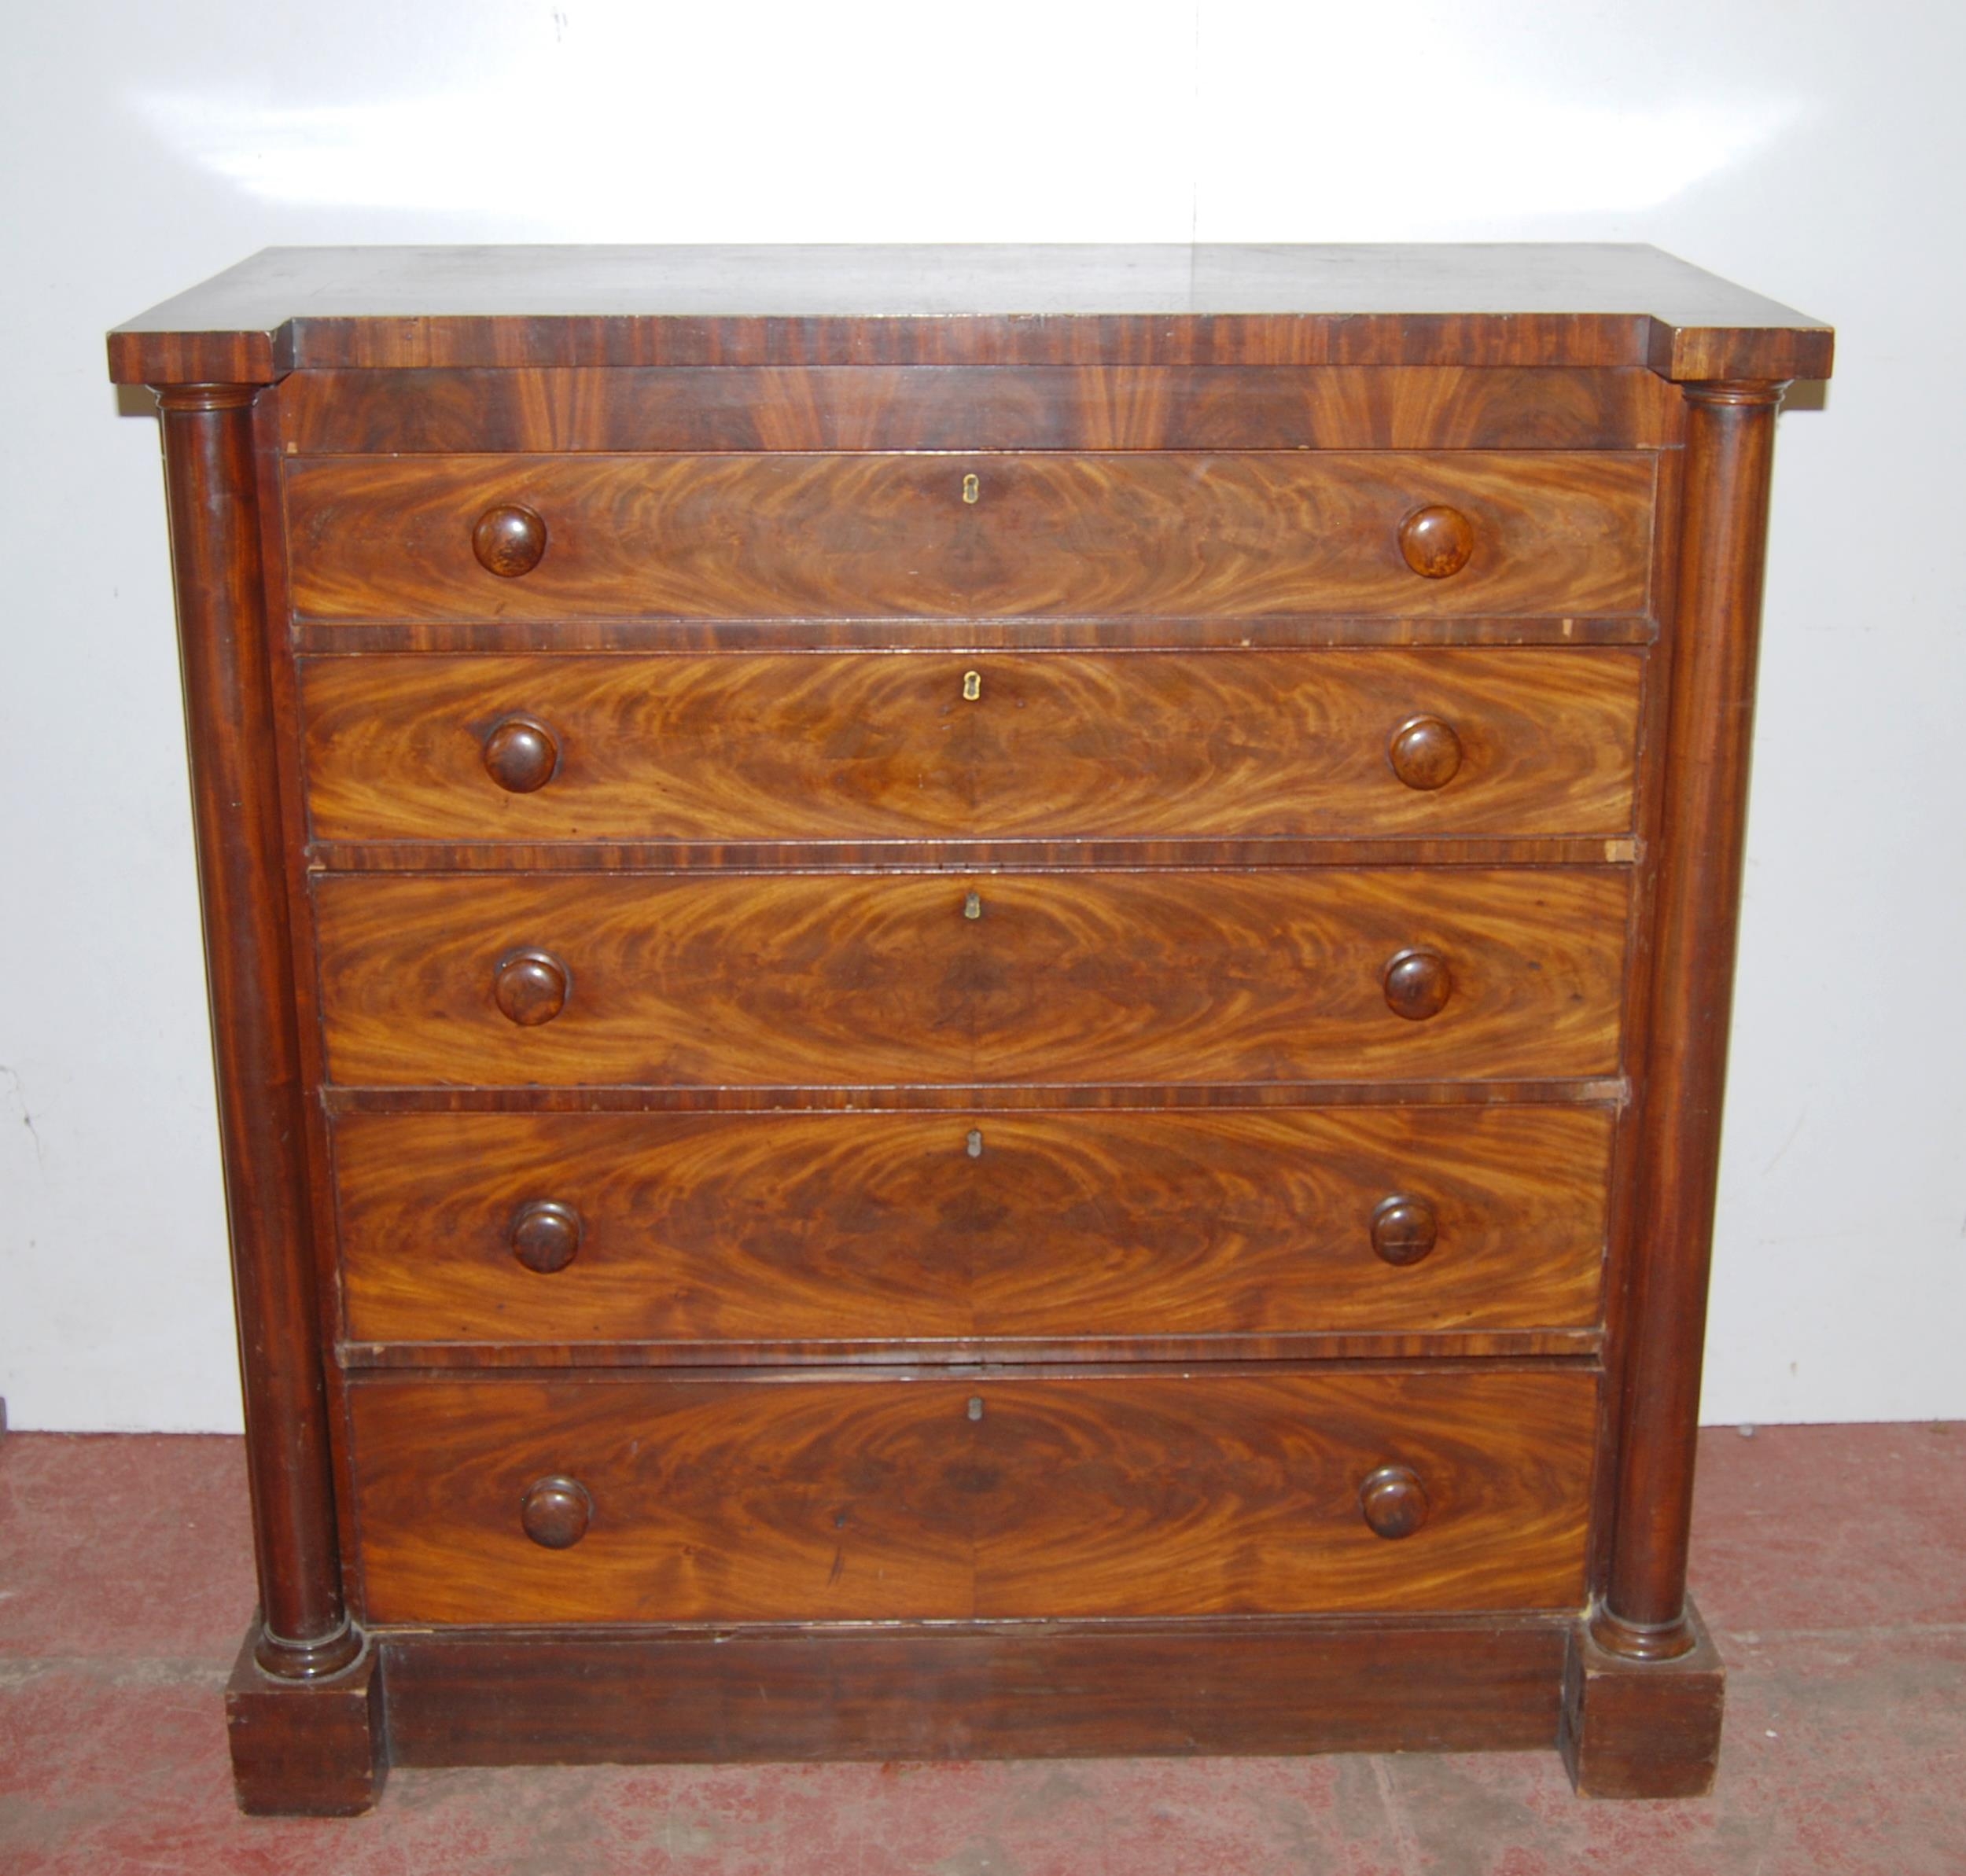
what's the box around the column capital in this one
[154,382,263,414]
[1681,378,1791,409]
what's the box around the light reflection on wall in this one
[127,0,1803,231]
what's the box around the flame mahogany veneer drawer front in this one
[300,648,1644,846]
[283,451,1656,623]
[347,1368,1599,1626]
[313,867,1629,1089]
[333,1105,1616,1348]
[274,365,1688,456]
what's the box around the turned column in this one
[156,384,359,1680]
[1595,380,1788,1659]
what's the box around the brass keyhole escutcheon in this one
[963,670,982,702]
[962,473,981,505]
[963,890,982,920]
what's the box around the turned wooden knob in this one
[1388,715,1463,791]
[1371,1195,1438,1267]
[1398,505,1474,579]
[520,1475,592,1549]
[1360,1465,1429,1539]
[1383,947,1452,1021]
[473,504,547,578]
[493,948,570,1026]
[482,714,560,793]
[510,1199,582,1274]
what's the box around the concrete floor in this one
[2,1420,1961,1874]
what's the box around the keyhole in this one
[967,1397,985,1422]
[963,890,982,920]
[963,670,982,702]
[966,1128,983,1158]
[962,473,981,505]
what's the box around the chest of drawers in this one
[109,245,1831,1814]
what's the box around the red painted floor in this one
[2,1421,1961,1873]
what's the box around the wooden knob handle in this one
[1398,505,1474,579]
[1388,715,1463,791]
[1360,1465,1429,1539]
[473,504,547,578]
[510,1199,582,1274]
[482,714,560,794]
[1371,1195,1438,1266]
[492,948,571,1026]
[1382,947,1452,1021]
[520,1475,592,1549]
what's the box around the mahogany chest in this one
[108,245,1832,1812]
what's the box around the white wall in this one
[2,0,1960,1431]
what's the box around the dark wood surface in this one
[107,244,1832,384]
[296,614,1658,657]
[300,649,1643,845]
[226,1630,385,1815]
[1596,384,1787,1661]
[285,451,1655,623]
[278,365,1684,454]
[381,1614,1570,1764]
[1562,1597,1725,1797]
[312,837,1645,877]
[347,1368,1597,1624]
[313,868,1630,1089]
[111,248,1828,1808]
[331,1105,1614,1349]
[157,388,358,1683]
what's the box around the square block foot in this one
[226,1624,387,1815]
[1561,1597,1725,1798]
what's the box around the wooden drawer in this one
[314,868,1629,1088]
[348,1369,1598,1624]
[284,452,1655,623]
[334,1105,1614,1348]
[300,649,1643,845]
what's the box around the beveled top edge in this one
[107,243,1832,385]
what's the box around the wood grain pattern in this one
[300,649,1644,845]
[1562,1597,1725,1797]
[348,1369,1598,1624]
[313,868,1630,1089]
[107,247,1836,1808]
[107,243,1832,384]
[1599,383,1787,1660]
[312,839,1644,877]
[332,1105,1614,1347]
[226,1630,385,1815]
[296,616,1657,657]
[156,387,358,1682]
[381,1616,1571,1764]
[278,366,1684,454]
[284,453,1655,623]
[342,1330,1600,1369]
[322,1078,1628,1117]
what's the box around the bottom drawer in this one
[348,1370,1596,1625]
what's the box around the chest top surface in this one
[108,243,1832,385]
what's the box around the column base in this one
[1561,1595,1725,1798]
[226,1619,388,1815]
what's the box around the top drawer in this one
[284,452,1656,623]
